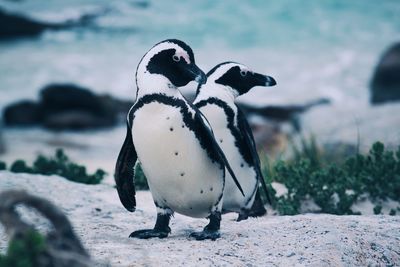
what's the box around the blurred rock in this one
[0,190,95,267]
[0,8,51,39]
[2,83,133,130]
[43,111,113,130]
[0,124,5,154]
[3,100,42,125]
[0,7,103,40]
[371,42,400,104]
[40,84,117,129]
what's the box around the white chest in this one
[131,102,224,218]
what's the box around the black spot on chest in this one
[129,94,224,169]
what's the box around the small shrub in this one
[0,161,6,171]
[10,160,33,173]
[7,149,106,185]
[373,205,382,215]
[134,162,149,190]
[264,141,400,215]
[0,230,46,267]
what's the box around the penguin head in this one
[198,62,276,97]
[136,39,207,91]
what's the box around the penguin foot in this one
[190,211,221,240]
[129,213,172,239]
[237,206,266,222]
[189,230,220,241]
[129,228,170,239]
[236,212,249,222]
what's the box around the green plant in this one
[134,162,149,190]
[10,160,33,173]
[0,161,6,171]
[263,141,400,215]
[0,230,46,267]
[291,135,321,169]
[7,149,106,184]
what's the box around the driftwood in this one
[0,190,95,267]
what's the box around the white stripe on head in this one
[196,63,251,100]
[137,41,191,75]
[207,62,251,83]
[135,40,191,98]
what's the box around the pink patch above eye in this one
[176,51,190,64]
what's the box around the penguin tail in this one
[248,190,267,217]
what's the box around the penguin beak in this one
[253,73,277,87]
[264,75,277,86]
[184,64,207,85]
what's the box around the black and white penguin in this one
[115,40,244,240]
[194,62,276,221]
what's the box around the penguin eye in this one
[240,70,248,77]
[172,55,180,62]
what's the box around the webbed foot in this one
[189,230,220,241]
[129,228,170,239]
[236,212,249,222]
[189,211,221,241]
[129,213,171,239]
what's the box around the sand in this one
[0,172,399,266]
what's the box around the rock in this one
[0,8,51,39]
[370,43,400,104]
[0,124,5,154]
[0,7,103,40]
[0,190,95,266]
[2,83,133,130]
[41,84,112,117]
[43,111,114,130]
[3,100,42,125]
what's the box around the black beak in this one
[253,73,277,87]
[264,75,277,86]
[185,63,207,85]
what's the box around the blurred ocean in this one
[0,0,400,165]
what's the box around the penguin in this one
[115,40,244,240]
[193,62,277,221]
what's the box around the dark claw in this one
[236,213,249,222]
[129,229,170,239]
[189,230,220,241]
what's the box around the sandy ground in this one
[0,172,399,267]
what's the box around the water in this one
[1,0,400,151]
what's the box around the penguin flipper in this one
[115,122,137,212]
[237,107,272,205]
[193,107,245,197]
